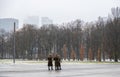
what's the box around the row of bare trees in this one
[0,7,120,62]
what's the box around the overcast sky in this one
[0,0,120,27]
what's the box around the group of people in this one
[47,54,61,70]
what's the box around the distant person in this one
[54,54,59,70]
[58,55,62,70]
[47,54,53,70]
[54,54,62,70]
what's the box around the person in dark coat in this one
[54,54,59,70]
[47,54,53,70]
[58,55,62,70]
[54,54,61,70]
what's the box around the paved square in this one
[0,63,120,77]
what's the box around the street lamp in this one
[13,22,16,63]
[0,29,5,59]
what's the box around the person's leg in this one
[58,62,61,70]
[51,66,53,70]
[59,65,61,70]
[55,62,57,70]
[55,66,57,70]
[57,65,59,70]
[48,66,50,70]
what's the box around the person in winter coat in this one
[54,54,61,70]
[47,54,53,70]
[58,55,62,70]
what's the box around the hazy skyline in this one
[0,0,120,27]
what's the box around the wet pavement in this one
[0,63,120,77]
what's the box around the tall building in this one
[0,18,19,33]
[24,16,39,26]
[41,17,53,26]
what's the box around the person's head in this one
[57,55,60,58]
[48,54,52,57]
[56,54,58,57]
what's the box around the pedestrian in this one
[47,54,53,70]
[54,54,59,70]
[54,54,61,70]
[58,55,62,70]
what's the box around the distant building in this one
[0,18,19,33]
[24,16,39,26]
[41,17,53,26]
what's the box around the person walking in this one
[47,54,53,70]
[54,54,59,70]
[54,54,62,70]
[58,55,62,70]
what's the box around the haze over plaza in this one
[0,0,120,28]
[0,0,120,62]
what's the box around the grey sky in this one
[0,0,120,27]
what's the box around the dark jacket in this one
[54,56,59,66]
[48,57,53,66]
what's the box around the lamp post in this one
[1,34,4,59]
[13,22,16,63]
[0,29,5,59]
